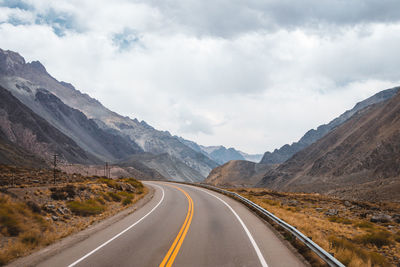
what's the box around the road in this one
[37,182,306,267]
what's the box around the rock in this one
[343,201,352,207]
[287,200,299,206]
[392,214,400,223]
[46,204,55,209]
[315,208,323,212]
[325,209,338,216]
[370,214,392,223]
[57,208,65,215]
[51,215,59,221]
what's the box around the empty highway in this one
[35,182,306,267]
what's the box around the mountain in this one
[0,131,47,168]
[200,145,263,164]
[205,160,274,187]
[208,147,245,164]
[177,136,262,164]
[0,85,96,165]
[119,153,204,182]
[0,48,216,181]
[258,90,400,201]
[260,86,400,164]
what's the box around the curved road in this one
[37,182,306,267]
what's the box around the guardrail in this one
[183,182,345,267]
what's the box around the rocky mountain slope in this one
[0,132,47,168]
[119,153,204,182]
[205,160,274,187]
[260,86,400,164]
[0,81,143,163]
[0,48,216,179]
[0,85,97,165]
[258,90,400,201]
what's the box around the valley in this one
[0,48,399,267]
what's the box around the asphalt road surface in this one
[37,182,306,267]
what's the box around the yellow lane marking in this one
[159,185,194,267]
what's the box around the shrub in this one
[108,192,122,202]
[0,200,22,236]
[355,230,393,248]
[262,199,279,206]
[101,192,111,201]
[95,197,105,205]
[329,236,390,266]
[67,200,105,216]
[125,178,143,189]
[50,187,68,200]
[118,191,133,198]
[26,201,41,214]
[64,184,76,198]
[20,231,40,245]
[122,197,132,206]
[99,178,121,190]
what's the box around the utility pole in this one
[53,154,57,184]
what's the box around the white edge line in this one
[192,186,269,267]
[67,183,165,267]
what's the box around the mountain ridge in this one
[260,86,400,164]
[0,48,216,181]
[257,90,400,201]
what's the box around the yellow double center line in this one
[159,185,194,267]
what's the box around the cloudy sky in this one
[1,0,400,154]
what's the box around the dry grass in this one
[0,174,147,266]
[232,188,400,266]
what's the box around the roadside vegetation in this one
[0,165,147,265]
[232,188,400,267]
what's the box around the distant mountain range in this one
[0,48,260,182]
[176,137,262,164]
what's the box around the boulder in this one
[370,214,392,223]
[325,209,338,216]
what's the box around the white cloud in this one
[0,1,400,154]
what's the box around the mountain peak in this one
[0,48,26,75]
[27,60,47,73]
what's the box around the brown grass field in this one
[0,165,147,265]
[231,188,400,267]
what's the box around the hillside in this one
[258,91,400,201]
[0,48,216,178]
[0,132,47,168]
[0,85,97,165]
[260,86,400,164]
[205,160,274,187]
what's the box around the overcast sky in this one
[1,0,400,154]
